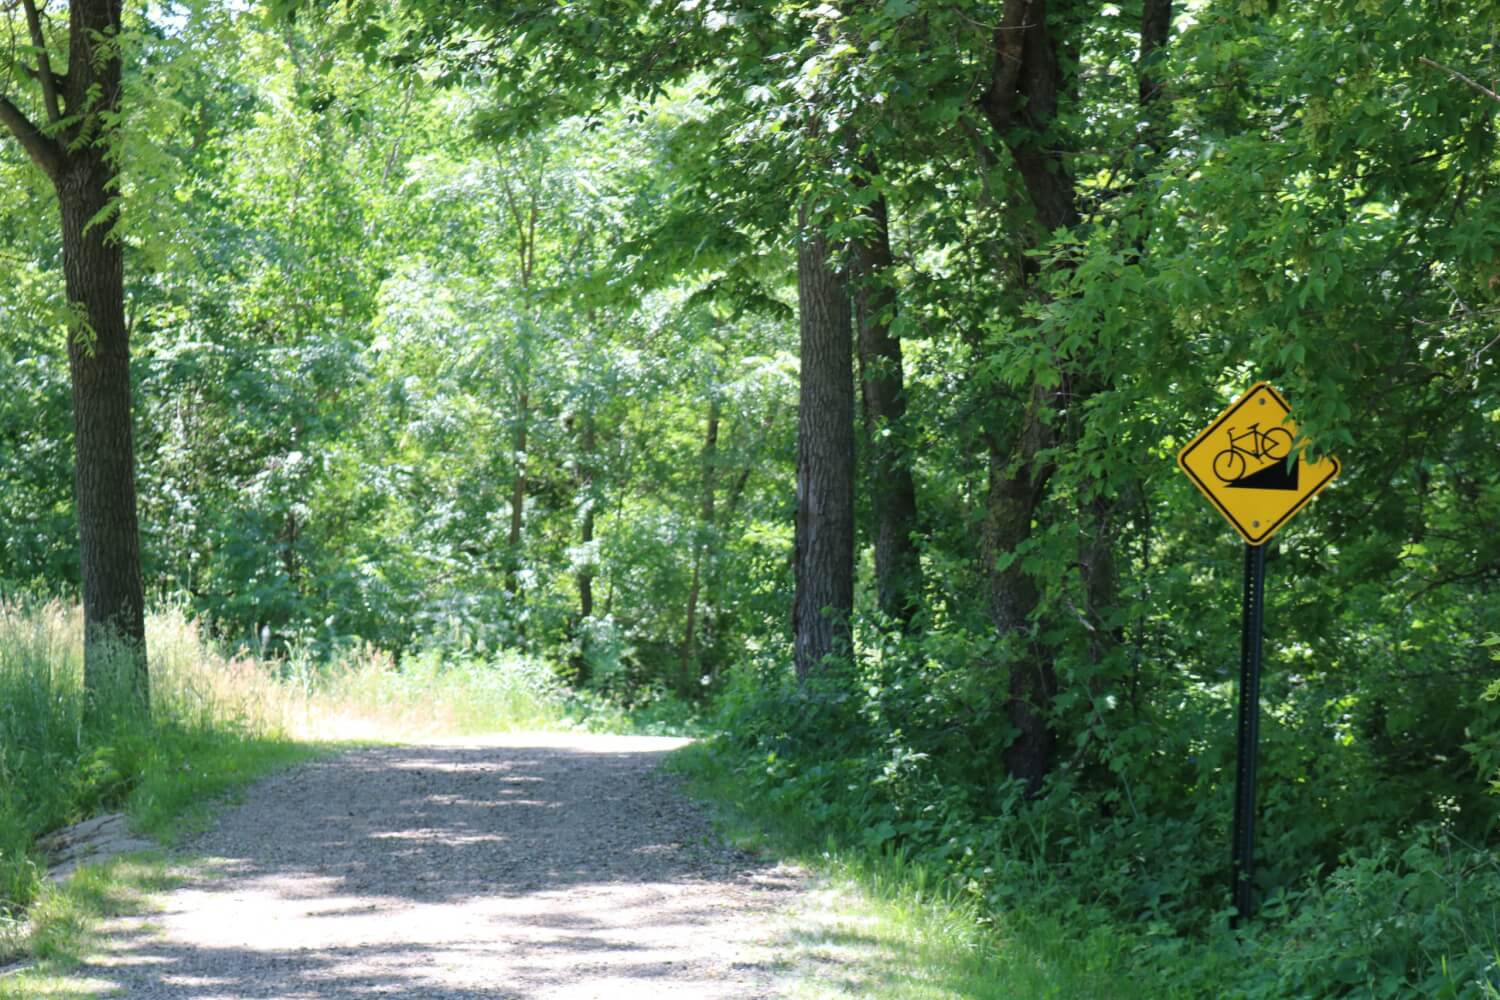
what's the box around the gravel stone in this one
[65,734,803,999]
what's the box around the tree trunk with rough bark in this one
[570,409,597,685]
[851,186,922,628]
[0,0,149,709]
[972,0,1172,792]
[793,207,855,681]
[577,412,596,623]
[982,384,1060,794]
[976,0,1082,793]
[1139,0,1173,108]
[980,0,1082,235]
[681,397,720,684]
[60,158,149,707]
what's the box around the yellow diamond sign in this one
[1177,382,1340,545]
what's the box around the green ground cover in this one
[675,740,1159,1000]
[676,658,1500,1000]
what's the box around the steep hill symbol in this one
[1227,458,1299,491]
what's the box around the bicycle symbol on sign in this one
[1212,423,1293,483]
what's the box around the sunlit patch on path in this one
[66,735,802,998]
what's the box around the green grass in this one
[0,855,187,999]
[773,855,1153,999]
[671,740,1167,1000]
[0,601,326,905]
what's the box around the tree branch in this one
[1419,56,1500,107]
[21,0,62,124]
[0,91,63,179]
[980,0,1030,130]
[19,61,67,96]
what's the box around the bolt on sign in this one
[1177,382,1340,545]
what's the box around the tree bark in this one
[1139,0,1173,108]
[983,384,1060,795]
[976,0,1082,792]
[506,386,528,596]
[280,508,301,589]
[973,0,1171,791]
[0,0,149,707]
[60,156,149,706]
[577,411,596,623]
[850,184,922,628]
[793,206,855,681]
[682,396,719,679]
[499,170,538,605]
[980,0,1082,235]
[570,408,597,685]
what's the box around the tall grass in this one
[0,599,283,920]
[272,644,630,741]
[0,597,638,932]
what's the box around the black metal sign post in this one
[1176,381,1342,926]
[1231,541,1268,926]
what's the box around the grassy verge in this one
[0,857,185,999]
[0,599,346,984]
[671,740,1163,1000]
[674,733,1500,1000]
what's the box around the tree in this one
[969,0,1085,793]
[792,206,855,679]
[0,0,148,705]
[679,393,717,678]
[850,167,922,628]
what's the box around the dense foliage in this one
[3,7,798,702]
[2,0,1498,993]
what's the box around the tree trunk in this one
[0,0,153,709]
[851,186,923,628]
[983,384,1060,795]
[980,0,1083,235]
[1139,0,1173,108]
[577,411,597,621]
[507,386,528,596]
[572,409,597,685]
[977,0,1083,790]
[1080,487,1121,666]
[58,155,149,707]
[975,0,1171,789]
[682,397,720,679]
[280,508,301,589]
[793,206,855,680]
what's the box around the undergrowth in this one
[674,740,1163,999]
[682,635,1500,999]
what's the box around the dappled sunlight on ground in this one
[773,880,1030,1000]
[44,736,798,999]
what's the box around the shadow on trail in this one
[195,743,743,901]
[71,739,799,999]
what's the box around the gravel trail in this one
[67,734,802,999]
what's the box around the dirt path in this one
[67,734,803,999]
